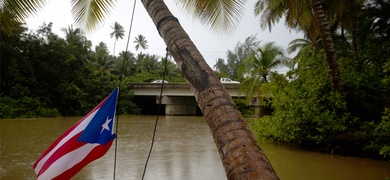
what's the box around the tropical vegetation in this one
[0,23,184,118]
[238,41,289,104]
[247,0,390,160]
[211,0,390,160]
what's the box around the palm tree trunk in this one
[350,6,360,71]
[311,0,344,94]
[141,0,279,179]
[113,40,117,56]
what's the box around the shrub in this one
[0,95,60,118]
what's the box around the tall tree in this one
[140,54,159,73]
[115,51,136,76]
[134,53,146,73]
[158,57,181,80]
[239,42,289,103]
[61,25,92,58]
[133,34,148,53]
[213,58,229,76]
[254,0,346,112]
[92,42,114,73]
[3,0,279,179]
[286,38,317,69]
[310,0,344,95]
[226,35,261,78]
[62,25,82,43]
[109,22,125,56]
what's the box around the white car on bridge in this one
[151,80,168,83]
[220,78,240,84]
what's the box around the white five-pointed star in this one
[100,116,112,134]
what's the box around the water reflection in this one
[72,115,226,180]
[1,116,389,180]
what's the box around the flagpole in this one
[113,0,138,179]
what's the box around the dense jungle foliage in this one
[0,23,185,118]
[213,0,390,160]
[242,1,390,160]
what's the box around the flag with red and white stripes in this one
[33,88,118,180]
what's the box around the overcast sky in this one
[25,0,303,70]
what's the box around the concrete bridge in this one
[128,83,242,115]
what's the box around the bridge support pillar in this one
[157,96,198,115]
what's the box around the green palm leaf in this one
[3,0,246,36]
[70,0,115,31]
[176,0,246,35]
[1,0,47,36]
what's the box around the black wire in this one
[113,0,137,179]
[141,48,170,180]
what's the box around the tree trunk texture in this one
[311,0,344,94]
[141,0,279,179]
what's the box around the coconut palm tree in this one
[140,54,159,73]
[226,35,261,78]
[310,0,345,95]
[141,3,277,178]
[109,22,125,56]
[286,38,318,69]
[92,42,115,73]
[213,58,229,76]
[254,0,347,114]
[114,51,136,76]
[62,25,81,43]
[2,0,279,179]
[287,38,315,55]
[133,34,148,53]
[239,42,289,103]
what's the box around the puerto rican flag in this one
[33,88,118,179]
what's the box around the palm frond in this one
[287,38,310,54]
[175,0,246,36]
[1,0,47,36]
[71,0,116,31]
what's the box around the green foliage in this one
[0,24,134,118]
[251,50,348,146]
[249,40,390,158]
[360,108,390,159]
[233,98,254,116]
[383,60,390,88]
[57,82,88,115]
[117,86,140,115]
[221,35,261,78]
[380,146,390,158]
[125,72,161,82]
[0,95,61,118]
[247,0,390,159]
[1,23,187,118]
[213,58,229,76]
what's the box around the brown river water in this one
[1,115,389,180]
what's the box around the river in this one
[1,116,389,180]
